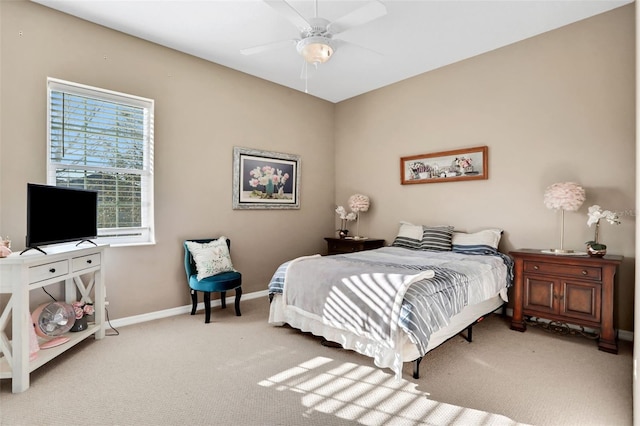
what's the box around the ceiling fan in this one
[241,0,387,68]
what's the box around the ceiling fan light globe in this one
[297,37,333,64]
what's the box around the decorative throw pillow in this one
[452,228,503,255]
[391,222,423,250]
[420,225,454,251]
[186,237,235,280]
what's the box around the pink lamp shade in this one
[543,182,586,253]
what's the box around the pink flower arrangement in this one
[248,165,290,197]
[456,157,472,169]
[72,301,95,319]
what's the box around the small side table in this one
[324,237,385,255]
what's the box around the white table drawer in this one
[72,253,101,272]
[29,260,69,283]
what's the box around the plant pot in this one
[338,229,349,239]
[587,245,606,258]
[69,316,88,332]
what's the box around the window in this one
[47,78,155,246]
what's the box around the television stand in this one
[0,243,108,392]
[76,239,97,247]
[19,246,47,255]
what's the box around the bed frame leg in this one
[413,357,422,379]
[461,315,487,343]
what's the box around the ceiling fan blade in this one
[264,0,312,31]
[240,39,298,56]
[327,0,387,35]
[333,38,384,58]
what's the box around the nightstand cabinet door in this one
[523,276,602,324]
[561,280,601,324]
[524,276,556,315]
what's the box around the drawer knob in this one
[582,270,588,275]
[87,259,92,264]
[533,265,539,270]
[49,268,56,273]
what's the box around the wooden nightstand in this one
[509,249,623,353]
[324,237,385,255]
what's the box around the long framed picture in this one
[233,146,300,209]
[400,146,488,185]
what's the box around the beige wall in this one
[0,2,635,331]
[0,1,335,318]
[335,5,635,331]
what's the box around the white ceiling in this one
[32,0,633,103]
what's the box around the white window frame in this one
[47,77,155,246]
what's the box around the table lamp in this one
[543,182,585,253]
[348,194,370,239]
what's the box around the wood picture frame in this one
[233,146,300,209]
[400,146,488,185]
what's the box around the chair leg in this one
[234,287,242,316]
[204,292,211,324]
[220,291,227,309]
[190,290,197,316]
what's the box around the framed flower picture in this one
[232,147,301,209]
[400,146,488,185]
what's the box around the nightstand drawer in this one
[324,238,385,255]
[523,260,602,281]
[327,241,358,254]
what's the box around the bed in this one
[267,224,514,379]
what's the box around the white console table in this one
[0,243,107,392]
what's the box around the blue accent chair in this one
[183,238,242,323]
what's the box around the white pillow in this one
[391,221,423,250]
[452,229,503,255]
[186,237,235,280]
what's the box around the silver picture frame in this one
[232,146,301,210]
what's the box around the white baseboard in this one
[106,293,632,342]
[106,289,269,329]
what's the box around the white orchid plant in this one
[335,206,357,231]
[586,205,620,250]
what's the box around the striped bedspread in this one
[268,246,513,357]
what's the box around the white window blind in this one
[47,78,155,246]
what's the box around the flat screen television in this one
[25,183,98,254]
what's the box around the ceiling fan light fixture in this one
[297,36,333,64]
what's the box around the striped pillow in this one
[452,229,503,255]
[391,222,423,250]
[420,225,454,251]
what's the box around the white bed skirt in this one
[269,291,507,375]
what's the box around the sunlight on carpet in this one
[258,356,529,425]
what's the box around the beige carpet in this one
[0,297,632,426]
